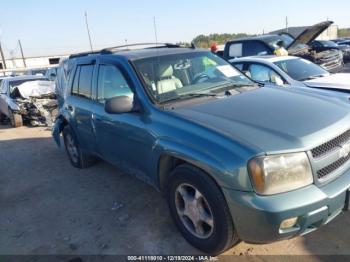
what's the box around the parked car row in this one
[51,42,350,255]
[223,21,344,73]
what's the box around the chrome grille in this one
[311,129,350,159]
[317,154,350,180]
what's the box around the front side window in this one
[274,58,329,81]
[97,65,133,103]
[133,51,253,103]
[247,64,284,84]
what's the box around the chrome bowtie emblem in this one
[339,143,350,158]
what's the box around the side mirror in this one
[105,95,136,114]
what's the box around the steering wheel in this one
[193,73,210,84]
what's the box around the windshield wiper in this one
[300,74,327,81]
[210,82,257,94]
[161,92,218,103]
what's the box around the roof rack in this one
[100,43,183,53]
[69,42,195,59]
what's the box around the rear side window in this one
[229,43,243,58]
[243,42,270,56]
[97,64,133,103]
[71,64,94,99]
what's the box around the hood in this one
[172,87,350,153]
[16,80,55,99]
[287,21,333,50]
[303,73,350,92]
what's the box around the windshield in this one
[133,51,253,103]
[318,40,338,48]
[274,58,329,81]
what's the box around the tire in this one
[8,109,23,128]
[63,125,97,169]
[166,164,239,255]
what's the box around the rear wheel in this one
[8,109,23,128]
[166,164,239,255]
[63,125,97,168]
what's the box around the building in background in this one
[0,54,68,75]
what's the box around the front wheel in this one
[166,164,239,255]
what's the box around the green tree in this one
[192,33,255,48]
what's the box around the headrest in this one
[158,65,173,79]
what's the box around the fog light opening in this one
[280,217,298,230]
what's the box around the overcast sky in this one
[0,0,349,57]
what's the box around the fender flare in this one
[151,138,234,190]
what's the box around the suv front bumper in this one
[222,168,350,244]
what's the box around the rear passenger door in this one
[66,61,97,153]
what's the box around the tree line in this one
[191,28,350,49]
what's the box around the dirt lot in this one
[0,125,350,259]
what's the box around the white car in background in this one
[230,56,350,94]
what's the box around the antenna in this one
[85,11,94,52]
[153,16,159,47]
[285,16,289,33]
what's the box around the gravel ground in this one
[1,65,350,259]
[0,125,349,259]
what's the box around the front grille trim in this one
[317,154,350,180]
[311,129,350,159]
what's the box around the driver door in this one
[92,58,155,181]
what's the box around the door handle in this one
[66,105,73,111]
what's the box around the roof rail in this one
[101,43,182,53]
[69,50,112,59]
[69,42,192,59]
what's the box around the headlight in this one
[248,152,313,195]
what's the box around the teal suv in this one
[53,44,350,254]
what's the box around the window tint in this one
[72,67,80,94]
[97,65,133,103]
[229,43,243,58]
[243,42,270,56]
[78,65,94,98]
[247,63,284,85]
[71,65,94,98]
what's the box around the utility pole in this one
[84,11,93,52]
[0,41,7,69]
[285,16,289,33]
[18,39,26,68]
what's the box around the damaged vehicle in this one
[223,21,344,73]
[0,75,58,127]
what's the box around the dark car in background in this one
[311,40,350,62]
[223,21,344,73]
